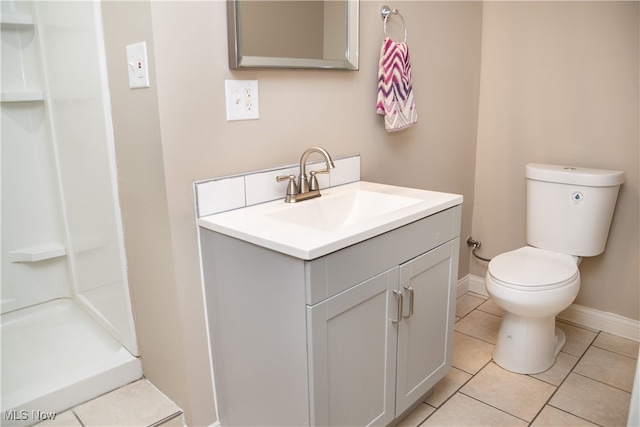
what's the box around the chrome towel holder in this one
[380,5,408,43]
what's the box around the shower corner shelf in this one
[0,13,34,27]
[1,91,45,103]
[9,243,67,263]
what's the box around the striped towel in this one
[376,37,417,132]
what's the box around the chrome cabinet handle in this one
[403,286,414,319]
[392,290,403,324]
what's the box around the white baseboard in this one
[456,275,470,297]
[460,274,639,342]
[559,305,640,342]
[468,274,489,296]
[456,273,487,296]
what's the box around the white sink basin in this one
[266,189,422,231]
[198,181,462,260]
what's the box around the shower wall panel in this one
[35,1,139,355]
[1,0,139,356]
[1,0,72,313]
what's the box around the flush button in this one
[571,191,585,205]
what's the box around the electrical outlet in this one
[225,80,259,121]
[126,42,150,89]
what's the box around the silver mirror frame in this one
[227,0,359,70]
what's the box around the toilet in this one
[485,163,624,374]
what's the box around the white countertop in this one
[198,181,462,260]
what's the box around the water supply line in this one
[466,237,492,262]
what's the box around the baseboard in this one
[559,305,640,342]
[468,274,489,296]
[456,275,470,297]
[463,274,640,342]
[457,274,488,297]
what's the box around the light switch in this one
[126,42,150,89]
[225,80,259,121]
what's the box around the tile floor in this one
[37,291,639,427]
[399,291,640,427]
[37,380,184,427]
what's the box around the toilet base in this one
[492,313,566,374]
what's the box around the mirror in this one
[227,0,359,70]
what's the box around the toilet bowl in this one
[485,246,580,374]
[483,163,623,374]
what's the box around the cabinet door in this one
[307,268,399,427]
[395,239,458,415]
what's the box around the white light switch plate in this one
[225,80,259,121]
[126,42,150,89]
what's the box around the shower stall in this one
[1,1,141,424]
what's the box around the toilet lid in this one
[488,246,579,289]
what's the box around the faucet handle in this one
[311,168,331,175]
[276,175,299,200]
[276,174,296,182]
[308,171,321,191]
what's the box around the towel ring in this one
[380,5,407,43]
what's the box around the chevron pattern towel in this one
[376,37,417,132]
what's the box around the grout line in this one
[457,391,532,424]
[590,342,640,360]
[71,410,85,427]
[149,411,184,427]
[453,326,499,347]
[570,370,634,395]
[543,404,605,427]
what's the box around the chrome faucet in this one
[276,146,335,203]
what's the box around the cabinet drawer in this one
[305,205,461,305]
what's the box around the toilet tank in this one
[526,163,624,257]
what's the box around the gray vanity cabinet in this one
[307,268,399,426]
[200,205,461,426]
[307,239,459,426]
[396,241,459,415]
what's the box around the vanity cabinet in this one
[200,205,461,426]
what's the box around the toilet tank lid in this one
[526,164,624,187]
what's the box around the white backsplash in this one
[194,155,360,218]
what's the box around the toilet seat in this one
[488,246,579,291]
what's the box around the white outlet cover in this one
[126,42,150,89]
[225,80,259,121]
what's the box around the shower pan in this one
[1,1,141,424]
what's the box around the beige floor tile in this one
[452,331,494,375]
[455,294,485,318]
[550,373,631,426]
[573,346,637,392]
[425,367,472,408]
[455,310,501,344]
[35,411,82,427]
[592,331,640,359]
[476,298,505,317]
[422,393,527,426]
[460,362,556,422]
[530,351,579,386]
[556,322,597,357]
[531,405,598,426]
[396,403,435,427]
[74,380,182,427]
